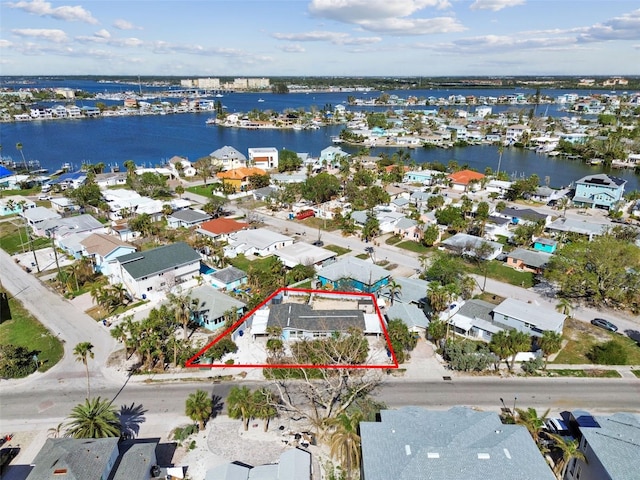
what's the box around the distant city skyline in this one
[1,0,639,77]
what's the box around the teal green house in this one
[317,256,390,293]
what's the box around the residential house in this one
[492,297,565,337]
[533,237,558,253]
[48,171,87,190]
[447,169,485,192]
[21,206,61,233]
[393,217,422,241]
[26,437,161,480]
[109,220,138,242]
[197,217,250,242]
[205,447,311,480]
[209,145,248,171]
[271,172,307,184]
[49,196,79,215]
[208,266,248,291]
[485,179,512,198]
[44,215,107,257]
[0,195,35,216]
[216,167,267,192]
[564,410,640,480]
[316,256,390,293]
[484,215,512,241]
[188,284,246,330]
[319,146,349,166]
[546,217,608,241]
[94,171,128,188]
[80,233,136,276]
[167,209,212,229]
[448,299,502,341]
[168,156,197,178]
[360,406,555,480]
[497,206,550,226]
[273,242,337,269]
[505,248,553,274]
[248,147,279,170]
[111,242,201,300]
[572,174,627,209]
[505,124,531,144]
[224,228,294,258]
[439,233,503,260]
[103,189,165,221]
[253,186,277,202]
[0,165,16,189]
[385,295,429,335]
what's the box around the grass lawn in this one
[0,295,64,372]
[397,240,431,254]
[385,235,402,245]
[473,291,505,305]
[355,253,369,260]
[553,318,640,365]
[324,244,350,256]
[633,370,640,378]
[229,254,279,274]
[0,220,50,255]
[299,216,342,231]
[465,260,535,288]
[546,369,621,378]
[185,185,226,200]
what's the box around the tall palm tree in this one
[73,342,94,399]
[168,290,195,340]
[123,159,137,178]
[64,397,120,439]
[327,412,363,480]
[227,386,256,431]
[539,330,563,369]
[547,433,586,479]
[252,388,278,432]
[387,280,402,306]
[515,407,550,444]
[185,389,213,431]
[555,297,573,318]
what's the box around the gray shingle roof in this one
[317,256,390,285]
[360,406,555,480]
[210,266,247,285]
[507,248,553,268]
[267,303,365,332]
[500,207,547,222]
[117,242,200,279]
[169,209,211,223]
[457,299,495,323]
[386,302,429,329]
[110,440,158,480]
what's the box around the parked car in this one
[591,318,618,332]
[544,418,573,442]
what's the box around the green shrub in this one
[589,340,629,365]
[521,356,544,374]
[172,424,199,442]
[0,344,38,378]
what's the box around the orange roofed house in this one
[216,167,267,192]
[447,169,485,192]
[197,217,250,242]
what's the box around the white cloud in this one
[0,39,14,48]
[281,44,306,53]
[359,16,465,35]
[94,29,111,39]
[272,30,381,45]
[7,0,98,24]
[309,0,451,22]
[578,9,640,42]
[113,19,141,31]
[469,0,525,12]
[12,28,68,43]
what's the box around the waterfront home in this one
[485,179,512,198]
[505,124,531,144]
[167,209,211,229]
[447,169,485,192]
[48,171,87,190]
[439,233,503,260]
[533,237,558,253]
[188,284,246,330]
[319,146,349,166]
[111,242,201,300]
[94,171,127,188]
[492,297,565,337]
[360,406,555,480]
[102,189,165,221]
[197,217,249,242]
[209,145,247,170]
[80,233,136,276]
[168,156,197,177]
[273,241,337,269]
[316,256,390,293]
[248,147,279,170]
[223,227,294,258]
[572,173,626,209]
[216,166,267,192]
[564,411,640,480]
[505,248,553,274]
[208,266,248,291]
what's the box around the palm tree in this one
[64,397,120,439]
[73,342,94,399]
[539,330,563,369]
[515,407,550,444]
[491,330,530,372]
[387,280,402,306]
[123,159,137,178]
[327,412,363,479]
[252,388,278,432]
[185,389,213,431]
[227,386,256,431]
[547,433,586,479]
[555,297,573,318]
[16,142,27,171]
[168,290,195,340]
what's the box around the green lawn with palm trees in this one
[0,294,63,373]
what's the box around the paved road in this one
[0,249,123,394]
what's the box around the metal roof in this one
[117,242,200,279]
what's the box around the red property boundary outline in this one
[185,287,399,369]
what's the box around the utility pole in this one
[22,212,40,273]
[47,227,61,280]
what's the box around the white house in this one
[111,242,201,300]
[492,298,565,337]
[168,156,197,178]
[224,228,294,258]
[102,189,165,221]
[248,147,279,170]
[209,145,247,171]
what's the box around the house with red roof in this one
[197,217,250,242]
[447,169,485,192]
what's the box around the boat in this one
[205,118,216,125]
[215,93,224,98]
[257,98,265,103]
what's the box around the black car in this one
[591,318,618,332]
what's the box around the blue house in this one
[533,237,558,254]
[209,266,248,291]
[319,146,349,166]
[404,170,436,185]
[573,174,626,209]
[316,256,390,293]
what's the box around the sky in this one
[1,0,639,77]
